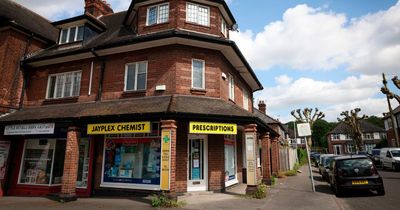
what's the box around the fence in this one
[279,146,298,171]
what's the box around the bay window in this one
[46,71,81,99]
[147,3,169,26]
[191,59,205,89]
[186,3,210,26]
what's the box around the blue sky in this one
[15,0,400,122]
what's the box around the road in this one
[313,167,400,210]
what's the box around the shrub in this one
[151,193,185,208]
[276,171,286,178]
[284,169,297,176]
[271,175,276,186]
[252,184,267,199]
[297,148,308,165]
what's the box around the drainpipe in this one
[18,33,34,110]
[91,48,106,101]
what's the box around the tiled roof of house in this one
[0,0,58,42]
[328,120,385,134]
[0,95,277,136]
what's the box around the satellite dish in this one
[231,23,238,31]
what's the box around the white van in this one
[380,148,400,171]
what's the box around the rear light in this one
[371,166,378,175]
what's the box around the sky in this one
[14,0,400,123]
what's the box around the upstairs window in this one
[46,71,81,99]
[228,74,234,100]
[243,90,249,111]
[59,26,84,44]
[332,134,340,140]
[125,61,148,91]
[221,18,228,37]
[186,3,210,26]
[191,59,205,89]
[147,3,169,26]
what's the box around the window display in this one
[102,138,161,187]
[19,139,65,186]
[77,138,89,188]
[224,135,237,186]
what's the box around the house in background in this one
[327,120,386,155]
[0,0,281,200]
[383,105,400,147]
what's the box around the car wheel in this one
[377,186,385,196]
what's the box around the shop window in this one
[147,3,169,26]
[59,26,84,44]
[224,135,237,186]
[77,139,90,188]
[46,71,81,99]
[18,139,65,186]
[125,61,148,91]
[191,59,205,89]
[186,3,209,26]
[102,138,161,188]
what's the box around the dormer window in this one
[186,3,210,26]
[59,26,84,44]
[146,3,169,26]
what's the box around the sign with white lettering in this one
[87,122,151,135]
[160,130,171,190]
[189,122,237,135]
[4,123,55,135]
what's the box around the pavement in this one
[0,165,344,210]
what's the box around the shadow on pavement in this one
[315,184,333,195]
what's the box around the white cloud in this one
[258,74,388,121]
[15,0,132,21]
[231,2,400,75]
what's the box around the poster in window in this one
[0,141,10,179]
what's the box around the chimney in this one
[258,100,266,114]
[85,0,114,18]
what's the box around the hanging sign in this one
[87,122,150,134]
[160,130,171,190]
[297,123,311,137]
[4,123,55,135]
[189,122,237,135]
[245,133,257,186]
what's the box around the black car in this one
[328,155,385,197]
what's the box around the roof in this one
[0,95,278,136]
[328,120,385,134]
[0,0,58,43]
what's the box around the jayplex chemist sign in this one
[4,123,55,135]
[189,122,237,135]
[87,122,150,134]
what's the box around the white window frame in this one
[191,59,205,89]
[228,74,235,100]
[224,135,238,187]
[46,70,82,99]
[243,90,249,111]
[186,2,210,27]
[59,25,84,44]
[334,145,342,155]
[146,3,169,26]
[124,61,148,91]
[221,18,228,37]
[332,134,340,140]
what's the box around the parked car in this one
[368,149,381,166]
[310,153,321,167]
[320,155,340,181]
[380,148,400,171]
[328,155,385,197]
[319,154,335,174]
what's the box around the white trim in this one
[187,134,208,192]
[88,61,93,95]
[46,70,82,99]
[228,74,234,101]
[124,61,148,91]
[243,90,249,111]
[186,2,210,27]
[191,59,205,90]
[146,3,169,26]
[225,179,238,187]
[224,135,238,188]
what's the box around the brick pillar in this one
[161,120,177,197]
[244,124,258,194]
[261,132,272,185]
[271,137,279,175]
[59,126,80,201]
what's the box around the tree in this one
[291,108,325,147]
[311,119,337,148]
[338,108,367,152]
[366,116,384,128]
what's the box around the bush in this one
[293,163,300,171]
[252,184,267,199]
[297,148,308,165]
[284,169,297,176]
[271,176,276,186]
[151,193,185,208]
[276,171,286,178]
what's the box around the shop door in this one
[187,135,208,191]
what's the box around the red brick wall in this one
[136,0,227,38]
[24,45,252,111]
[0,28,47,112]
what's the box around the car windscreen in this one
[324,156,337,166]
[391,150,400,157]
[338,158,372,168]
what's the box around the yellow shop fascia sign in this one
[87,122,151,134]
[189,122,237,135]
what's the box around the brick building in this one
[327,120,386,155]
[0,0,281,199]
[383,106,400,147]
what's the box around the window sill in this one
[121,90,146,98]
[42,97,78,105]
[58,40,83,46]
[185,21,211,29]
[191,88,206,95]
[144,22,170,28]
